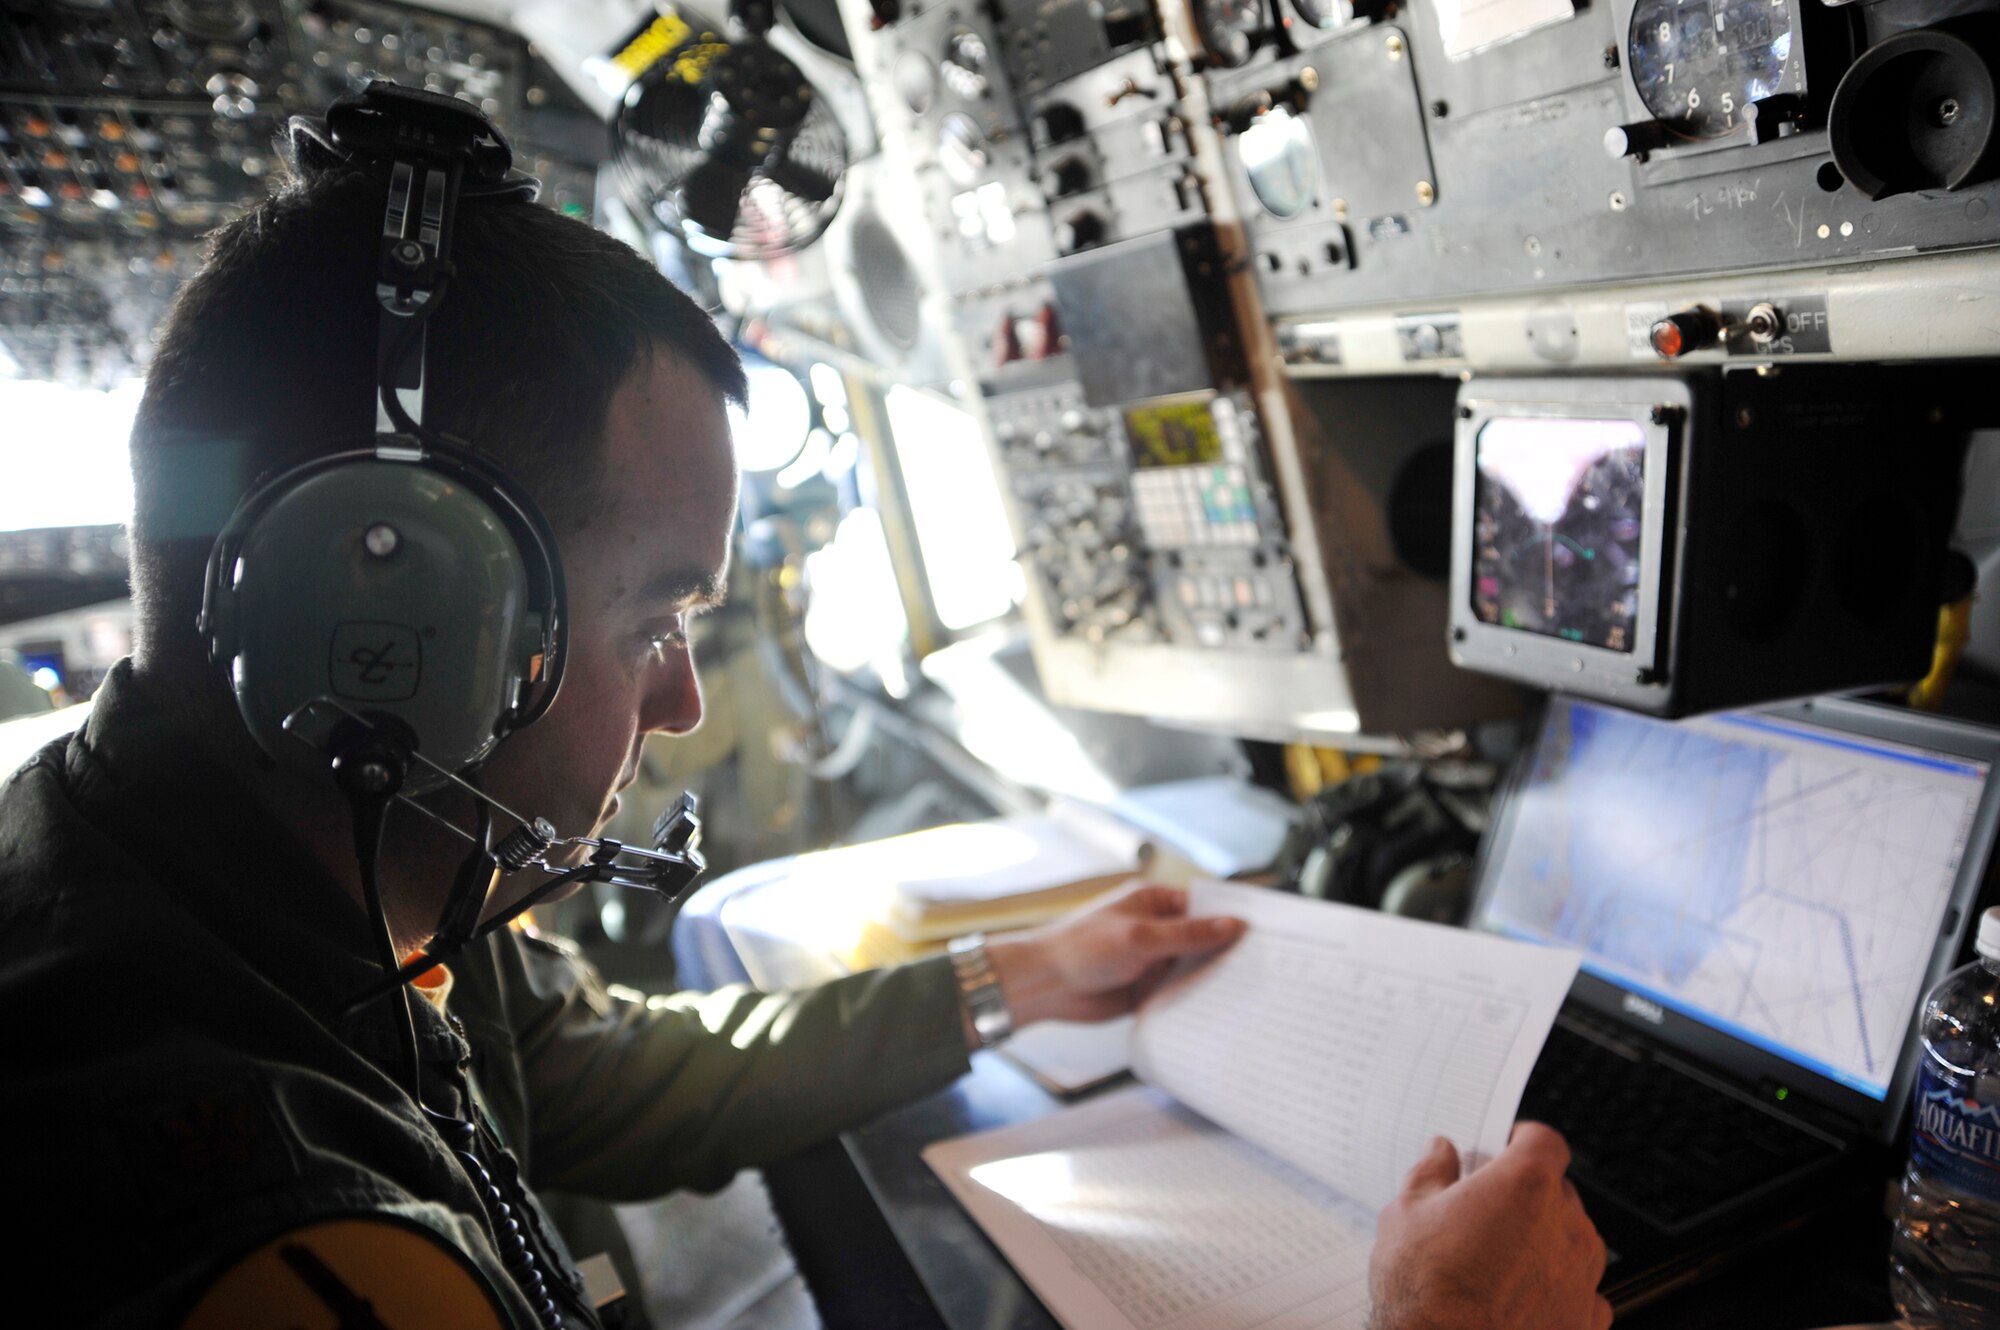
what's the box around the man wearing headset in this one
[0,93,1609,1329]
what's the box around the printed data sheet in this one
[925,882,1579,1330]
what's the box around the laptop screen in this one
[1472,698,1995,1102]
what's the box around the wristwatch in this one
[947,933,1014,1048]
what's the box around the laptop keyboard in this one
[1518,1018,1841,1231]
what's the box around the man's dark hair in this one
[129,157,747,665]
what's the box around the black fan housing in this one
[613,19,849,259]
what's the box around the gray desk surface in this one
[843,1052,1065,1330]
[837,1054,1903,1330]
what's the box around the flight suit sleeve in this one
[482,929,973,1200]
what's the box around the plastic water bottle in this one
[1889,904,2000,1327]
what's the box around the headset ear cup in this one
[201,438,564,782]
[224,457,535,782]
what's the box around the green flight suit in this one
[0,662,971,1326]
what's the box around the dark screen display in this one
[1472,417,1647,652]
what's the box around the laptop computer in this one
[1467,694,2000,1312]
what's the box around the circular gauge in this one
[942,29,992,100]
[938,112,991,186]
[1198,0,1266,69]
[894,49,937,114]
[1627,0,1797,140]
[1286,0,1353,33]
[1239,105,1317,218]
[729,358,814,473]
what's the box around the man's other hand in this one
[982,884,1246,1033]
[1368,1123,1612,1330]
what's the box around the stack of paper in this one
[830,801,1151,970]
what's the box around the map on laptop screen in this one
[1476,699,1992,1100]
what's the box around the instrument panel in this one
[1201,0,1993,318]
[850,0,1321,666]
[1624,0,1801,142]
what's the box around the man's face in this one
[476,349,738,871]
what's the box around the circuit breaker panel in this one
[841,0,1517,739]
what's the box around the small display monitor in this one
[1124,397,1225,469]
[1448,368,1962,718]
[1448,378,1681,711]
[1471,416,1648,653]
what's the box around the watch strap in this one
[947,933,1013,1048]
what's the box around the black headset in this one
[197,82,705,1016]
[197,82,568,787]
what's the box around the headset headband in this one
[200,82,569,767]
[291,83,539,437]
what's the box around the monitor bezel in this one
[1448,378,1689,712]
[1469,694,2000,1144]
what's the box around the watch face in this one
[1199,0,1266,68]
[1627,0,1798,140]
[1240,106,1317,219]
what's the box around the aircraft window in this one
[885,384,1022,632]
[0,379,139,532]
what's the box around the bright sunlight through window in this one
[0,379,141,533]
[883,385,1021,632]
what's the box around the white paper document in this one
[1002,1015,1134,1096]
[1432,0,1575,60]
[925,882,1580,1330]
[927,1087,1376,1330]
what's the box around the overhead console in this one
[0,0,598,386]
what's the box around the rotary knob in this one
[1603,120,1672,159]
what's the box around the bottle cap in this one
[1979,906,2000,961]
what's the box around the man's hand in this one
[1369,1123,1612,1330]
[981,884,1245,1035]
